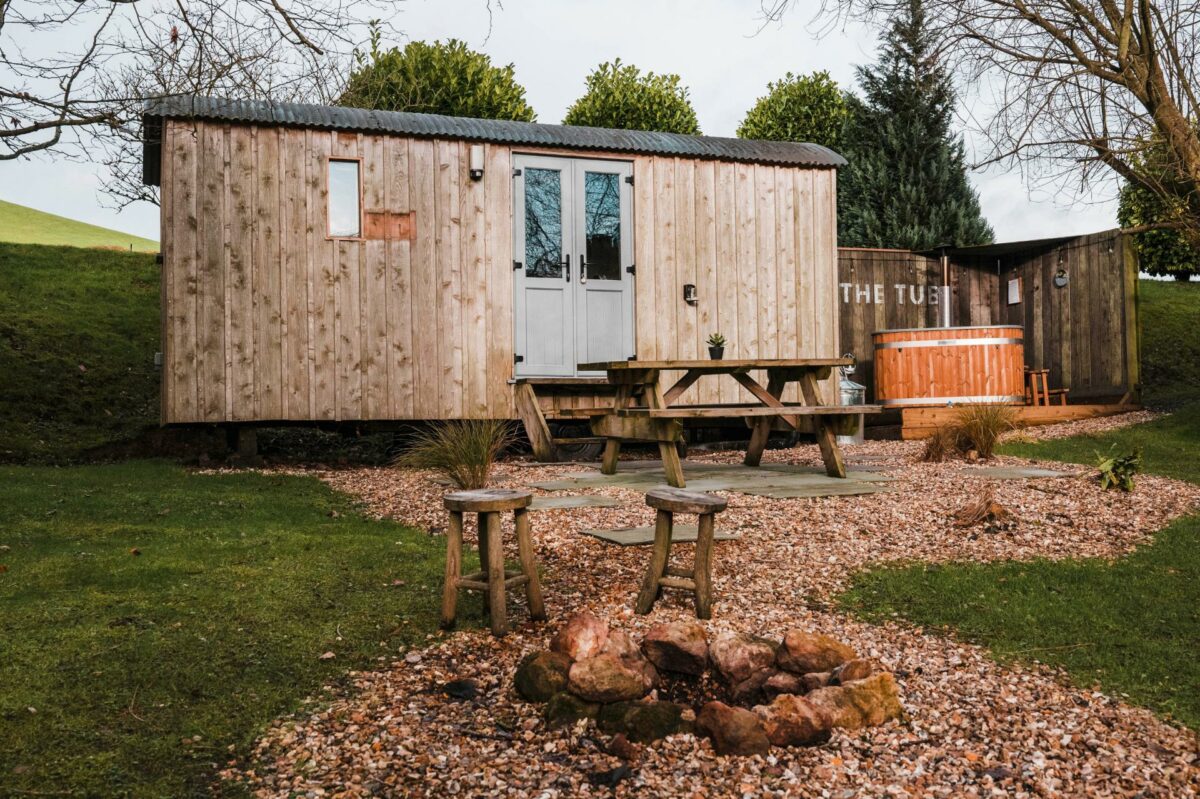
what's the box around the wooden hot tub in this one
[872,325,1025,407]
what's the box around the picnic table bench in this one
[558,358,882,488]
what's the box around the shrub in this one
[736,71,848,149]
[396,420,516,489]
[951,404,1018,459]
[1095,446,1142,491]
[339,35,536,121]
[562,59,700,134]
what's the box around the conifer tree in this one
[838,0,992,249]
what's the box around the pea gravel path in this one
[224,433,1200,798]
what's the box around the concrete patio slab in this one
[971,466,1077,480]
[579,524,740,546]
[528,495,622,510]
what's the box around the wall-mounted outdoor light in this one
[1053,268,1069,288]
[683,283,698,305]
[469,144,485,181]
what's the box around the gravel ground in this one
[224,432,1200,798]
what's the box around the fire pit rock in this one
[515,614,905,755]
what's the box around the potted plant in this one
[706,333,726,360]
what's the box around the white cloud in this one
[0,0,1116,242]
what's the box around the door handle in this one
[562,255,570,282]
[579,254,588,284]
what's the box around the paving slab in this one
[580,524,740,547]
[970,466,1077,480]
[528,495,622,510]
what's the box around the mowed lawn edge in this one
[838,404,1200,729]
[0,461,475,798]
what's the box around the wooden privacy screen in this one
[837,230,1138,403]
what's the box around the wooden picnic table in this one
[560,358,882,488]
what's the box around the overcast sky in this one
[2,0,1119,243]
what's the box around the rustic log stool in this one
[635,487,728,619]
[440,488,546,636]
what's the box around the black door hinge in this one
[624,175,634,185]
[514,354,524,364]
[512,168,522,177]
[628,354,637,360]
[513,260,523,271]
[625,264,636,275]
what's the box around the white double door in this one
[513,154,635,377]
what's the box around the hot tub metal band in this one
[879,395,1026,407]
[873,337,1023,350]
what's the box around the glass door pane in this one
[583,171,621,281]
[524,167,564,278]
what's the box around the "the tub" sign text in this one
[839,283,949,306]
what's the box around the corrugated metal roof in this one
[143,94,846,172]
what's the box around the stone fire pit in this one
[514,612,904,756]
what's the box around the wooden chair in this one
[440,488,545,636]
[635,488,728,619]
[1025,368,1069,406]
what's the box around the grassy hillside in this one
[1138,279,1200,406]
[0,199,158,252]
[0,243,160,461]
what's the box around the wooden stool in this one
[635,487,728,619]
[440,488,545,636]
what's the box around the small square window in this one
[328,159,361,238]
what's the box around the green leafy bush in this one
[562,59,700,134]
[1095,446,1142,491]
[1118,170,1199,281]
[736,71,848,149]
[397,420,516,489]
[339,34,536,121]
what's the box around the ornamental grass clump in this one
[951,404,1018,460]
[396,420,516,489]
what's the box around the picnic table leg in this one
[744,372,787,467]
[600,385,631,475]
[798,372,847,478]
[646,379,685,488]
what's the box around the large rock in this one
[776,630,857,675]
[805,672,902,730]
[696,701,771,756]
[544,691,600,728]
[602,629,659,693]
[763,670,808,700]
[752,694,834,747]
[729,668,776,706]
[568,654,648,703]
[514,650,571,703]
[709,632,777,686]
[642,621,709,676]
[801,672,834,693]
[551,612,609,661]
[597,700,694,743]
[833,657,885,685]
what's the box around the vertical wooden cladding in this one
[631,156,840,405]
[161,119,513,423]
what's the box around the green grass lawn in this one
[0,243,161,461]
[0,461,476,797]
[0,199,159,252]
[841,404,1200,728]
[1137,279,1200,407]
